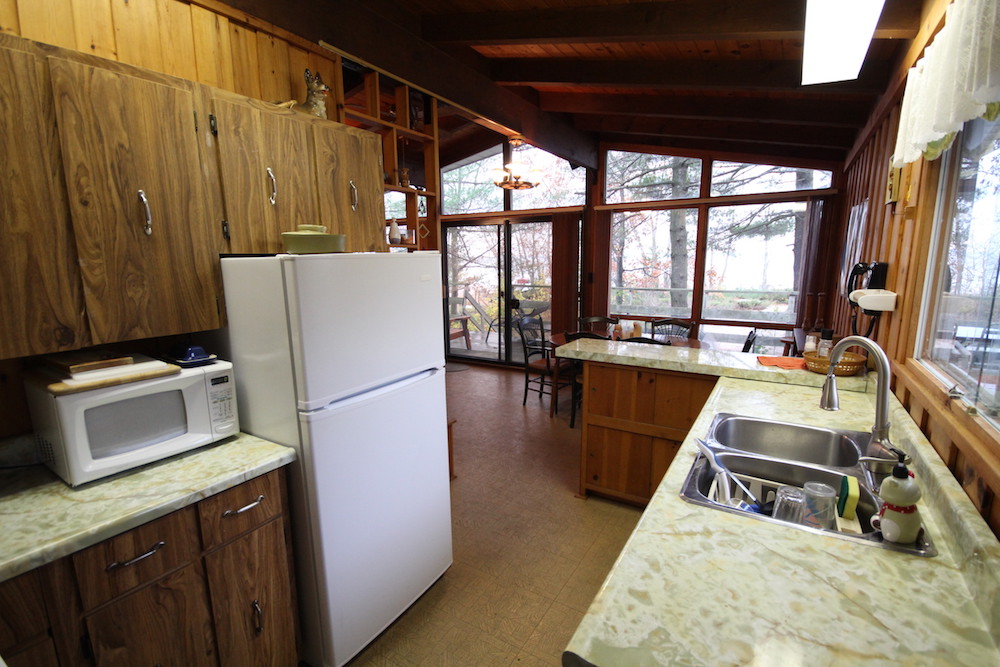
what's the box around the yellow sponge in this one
[838,475,860,520]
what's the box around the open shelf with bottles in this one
[338,57,440,251]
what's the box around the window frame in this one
[915,118,1000,428]
[598,144,837,332]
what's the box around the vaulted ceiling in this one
[228,0,923,169]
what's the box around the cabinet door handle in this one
[349,179,358,211]
[105,540,165,572]
[222,494,265,518]
[252,599,264,636]
[266,167,277,205]
[137,189,152,236]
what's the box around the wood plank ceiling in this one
[227,0,922,168]
[395,0,920,166]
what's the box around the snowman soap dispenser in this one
[871,448,923,544]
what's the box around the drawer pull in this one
[105,540,165,572]
[222,494,265,518]
[252,599,264,636]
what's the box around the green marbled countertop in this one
[556,337,871,392]
[563,375,1000,665]
[0,433,296,582]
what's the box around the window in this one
[605,151,701,203]
[443,143,585,214]
[442,147,504,215]
[512,145,586,210]
[922,114,1000,424]
[710,161,832,196]
[703,202,808,324]
[604,149,831,329]
[609,208,697,317]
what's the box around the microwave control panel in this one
[205,363,239,436]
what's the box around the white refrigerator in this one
[220,252,453,667]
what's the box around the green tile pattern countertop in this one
[0,434,296,582]
[556,338,872,392]
[563,377,1000,666]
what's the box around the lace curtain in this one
[892,0,1000,166]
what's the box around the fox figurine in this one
[274,68,330,119]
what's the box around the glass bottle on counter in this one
[817,329,834,358]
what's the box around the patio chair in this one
[651,318,695,339]
[515,316,572,415]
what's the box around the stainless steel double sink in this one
[679,413,936,557]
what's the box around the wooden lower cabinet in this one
[580,362,717,504]
[204,518,297,666]
[0,468,298,666]
[84,563,216,666]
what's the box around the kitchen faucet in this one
[819,335,898,461]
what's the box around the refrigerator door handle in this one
[302,368,441,417]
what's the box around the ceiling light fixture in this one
[802,0,886,86]
[492,135,543,190]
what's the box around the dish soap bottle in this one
[612,323,622,340]
[871,449,922,544]
[631,322,642,338]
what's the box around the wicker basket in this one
[803,350,867,376]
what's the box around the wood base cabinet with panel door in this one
[199,469,298,667]
[0,36,88,360]
[580,362,718,505]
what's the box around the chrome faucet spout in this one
[817,335,893,455]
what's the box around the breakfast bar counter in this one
[561,374,1000,665]
[0,433,296,582]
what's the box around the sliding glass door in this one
[444,219,553,364]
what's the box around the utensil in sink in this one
[696,438,760,509]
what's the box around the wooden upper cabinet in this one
[48,56,221,344]
[313,122,387,252]
[0,41,89,359]
[211,92,319,254]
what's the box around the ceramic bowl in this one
[281,231,346,254]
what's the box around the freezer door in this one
[298,368,452,667]
[282,252,445,411]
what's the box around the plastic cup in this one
[772,485,807,523]
[802,481,838,530]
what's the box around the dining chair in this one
[650,318,694,339]
[563,331,610,428]
[579,315,618,335]
[515,316,572,414]
[622,336,670,345]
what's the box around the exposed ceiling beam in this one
[218,0,599,169]
[423,0,920,45]
[493,59,890,92]
[575,115,856,150]
[538,92,872,127]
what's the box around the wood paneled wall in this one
[0,0,340,110]
[832,27,1000,536]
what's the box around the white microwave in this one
[24,361,239,486]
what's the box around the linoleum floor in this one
[347,363,642,666]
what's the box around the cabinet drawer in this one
[0,569,49,654]
[199,470,284,550]
[72,507,201,610]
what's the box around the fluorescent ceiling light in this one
[802,0,886,85]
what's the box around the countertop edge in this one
[0,433,297,582]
